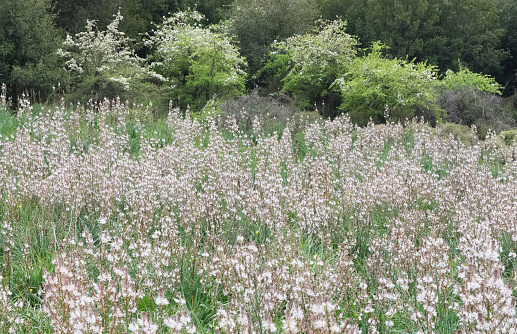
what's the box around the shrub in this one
[217,89,299,133]
[332,42,443,126]
[439,66,503,94]
[10,54,69,104]
[501,129,517,146]
[438,86,516,138]
[435,122,478,146]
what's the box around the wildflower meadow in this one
[1,88,517,333]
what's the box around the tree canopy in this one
[0,0,65,101]
[317,0,508,79]
[263,20,358,114]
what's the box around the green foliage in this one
[332,43,443,126]
[435,123,478,146]
[0,0,64,102]
[501,129,517,146]
[317,0,508,79]
[11,251,53,307]
[230,0,319,78]
[10,55,69,102]
[57,11,165,104]
[148,10,247,112]
[498,0,517,94]
[267,20,358,114]
[51,0,233,62]
[447,0,508,77]
[254,52,291,95]
[440,66,503,94]
[102,0,172,50]
[51,0,170,41]
[182,0,233,24]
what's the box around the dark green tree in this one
[441,0,507,76]
[50,0,100,34]
[498,0,517,95]
[230,0,319,80]
[51,0,183,57]
[317,0,508,78]
[0,0,66,102]
[51,0,231,50]
[180,0,233,24]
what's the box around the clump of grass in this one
[435,122,478,146]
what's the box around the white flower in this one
[155,296,169,306]
[163,317,176,328]
[100,231,111,244]
[314,319,326,329]
[128,323,139,332]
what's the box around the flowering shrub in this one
[1,98,517,332]
[264,19,358,113]
[147,10,247,112]
[57,11,165,104]
[0,83,8,109]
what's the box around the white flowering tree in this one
[58,11,165,103]
[262,20,358,114]
[147,10,247,112]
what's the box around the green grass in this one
[0,108,19,139]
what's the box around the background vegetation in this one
[1,0,517,131]
[3,1,517,333]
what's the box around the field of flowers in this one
[1,94,517,333]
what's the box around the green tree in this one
[0,0,65,102]
[51,0,101,34]
[441,0,507,76]
[230,0,319,79]
[317,0,508,78]
[498,0,517,94]
[147,10,247,111]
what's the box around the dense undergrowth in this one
[1,98,517,333]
